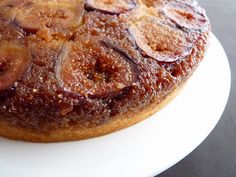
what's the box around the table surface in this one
[157,0,236,177]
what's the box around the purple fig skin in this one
[128,17,193,63]
[55,38,139,99]
[14,2,84,34]
[85,0,137,15]
[0,41,31,91]
[163,1,209,32]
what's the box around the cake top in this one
[0,0,209,91]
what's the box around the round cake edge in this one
[0,83,184,143]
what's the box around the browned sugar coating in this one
[0,0,210,133]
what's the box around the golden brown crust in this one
[0,83,183,143]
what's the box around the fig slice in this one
[55,38,138,98]
[128,16,193,62]
[0,41,31,91]
[0,0,32,7]
[15,1,84,33]
[163,1,209,31]
[85,0,137,14]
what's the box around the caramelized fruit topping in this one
[129,16,193,62]
[15,1,84,34]
[0,41,31,91]
[163,1,208,31]
[55,38,138,98]
[85,0,137,14]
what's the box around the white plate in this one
[0,33,231,177]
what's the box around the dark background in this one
[157,0,236,177]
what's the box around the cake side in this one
[0,81,185,142]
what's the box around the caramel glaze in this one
[0,0,210,132]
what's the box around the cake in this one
[0,0,210,142]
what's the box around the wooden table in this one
[157,0,236,176]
